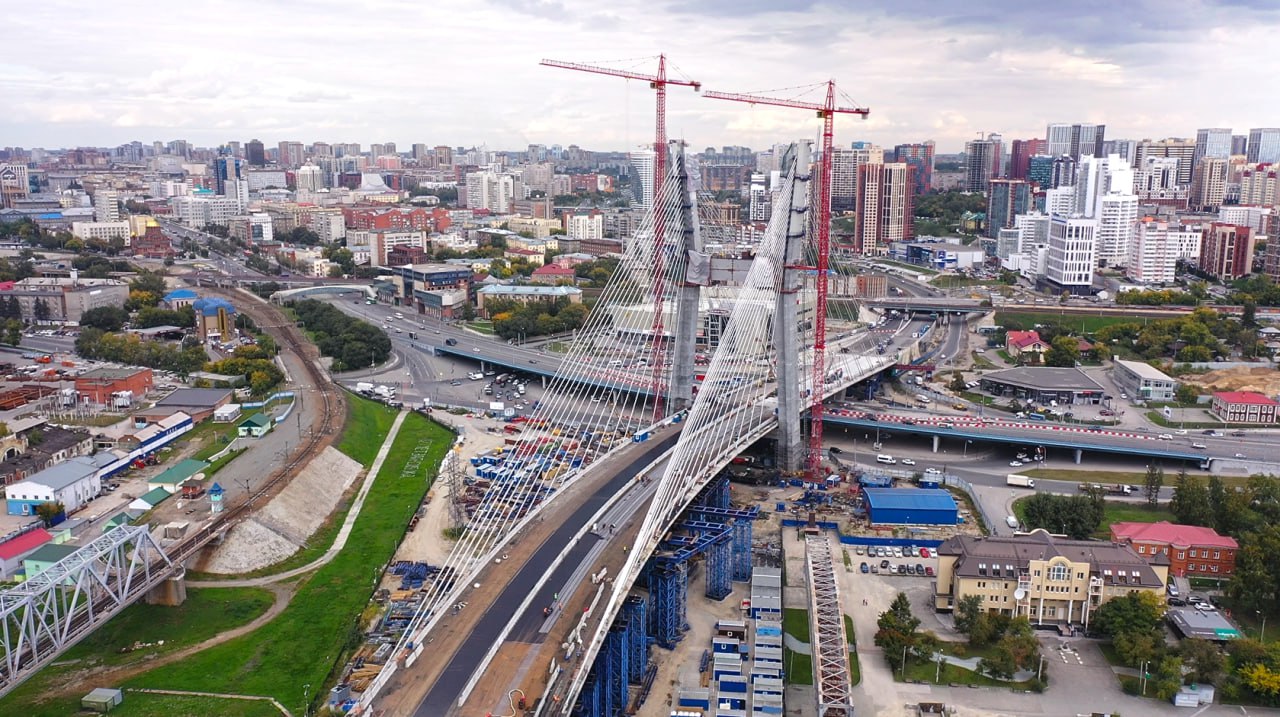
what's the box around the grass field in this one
[337,395,400,467]
[783,608,814,685]
[127,412,453,715]
[0,587,275,717]
[969,351,998,370]
[844,614,861,686]
[994,311,1142,333]
[113,692,283,717]
[1012,495,1176,538]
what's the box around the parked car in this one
[925,566,935,577]
[880,560,890,569]
[916,563,925,575]
[920,547,930,558]
[860,562,869,574]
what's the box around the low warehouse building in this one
[863,488,958,525]
[978,366,1105,405]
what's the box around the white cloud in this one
[2,0,1279,150]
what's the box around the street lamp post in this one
[1259,610,1268,642]
[901,645,908,676]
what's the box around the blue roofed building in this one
[863,488,958,525]
[163,288,198,309]
[193,296,236,340]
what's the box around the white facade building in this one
[246,170,288,191]
[70,221,130,242]
[295,164,324,192]
[168,195,243,227]
[465,169,515,213]
[629,150,655,211]
[748,173,770,222]
[1046,215,1098,293]
[1219,206,1272,236]
[1096,193,1139,267]
[1044,187,1076,218]
[566,213,604,241]
[1126,219,1200,284]
[93,189,120,223]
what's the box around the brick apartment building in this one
[1110,521,1237,578]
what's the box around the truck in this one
[1078,482,1132,495]
[355,382,374,394]
[1006,474,1036,488]
[374,385,396,399]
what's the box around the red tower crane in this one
[540,56,701,419]
[703,81,869,481]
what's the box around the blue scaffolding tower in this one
[647,559,688,648]
[679,520,733,600]
[623,595,650,683]
[693,475,732,510]
[606,620,630,711]
[687,504,759,582]
[573,665,603,717]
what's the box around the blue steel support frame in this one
[573,666,603,717]
[648,559,688,648]
[607,621,630,711]
[704,533,733,600]
[624,595,649,683]
[686,505,759,582]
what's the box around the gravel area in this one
[200,447,362,574]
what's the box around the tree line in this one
[288,299,391,370]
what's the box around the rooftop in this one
[156,388,232,408]
[982,366,1104,393]
[1115,359,1176,382]
[1111,521,1237,549]
[1166,605,1241,641]
[239,413,272,428]
[78,367,150,381]
[1213,391,1279,406]
[135,486,171,507]
[939,529,1162,587]
[0,528,53,561]
[1005,330,1044,350]
[862,488,957,512]
[149,459,208,487]
[15,455,105,492]
[24,542,78,564]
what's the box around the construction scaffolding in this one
[623,596,649,684]
[805,534,855,717]
[647,559,688,649]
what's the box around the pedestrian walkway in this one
[188,410,409,588]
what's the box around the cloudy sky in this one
[6,0,1280,153]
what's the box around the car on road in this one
[450,380,462,386]
[1235,453,1247,459]
[1191,443,1206,449]
[924,467,942,476]
[1120,392,1128,399]
[1232,431,1247,437]
[1157,434,1173,440]
[1009,460,1023,467]
[1175,429,1187,435]
[860,562,869,574]
[901,458,916,466]
[854,545,865,555]
[1099,409,1115,416]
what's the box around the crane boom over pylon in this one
[541,56,701,420]
[703,81,869,482]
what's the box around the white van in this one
[876,454,896,465]
[916,395,931,404]
[608,359,624,368]
[1006,515,1019,529]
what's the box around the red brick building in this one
[342,206,450,233]
[1210,391,1279,423]
[530,263,575,285]
[131,225,175,259]
[1110,521,1237,578]
[75,367,153,403]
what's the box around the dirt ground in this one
[1184,366,1280,395]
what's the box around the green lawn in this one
[0,587,275,717]
[970,352,997,370]
[1098,502,1174,534]
[783,608,810,641]
[844,614,860,686]
[337,395,400,467]
[111,692,283,717]
[126,412,453,715]
[465,320,496,335]
[783,608,814,685]
[994,311,1143,333]
[932,276,1002,289]
[192,424,239,461]
[878,259,939,275]
[899,652,1039,689]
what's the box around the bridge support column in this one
[146,566,188,606]
[933,434,940,453]
[1074,448,1082,464]
[774,142,811,473]
[669,143,704,414]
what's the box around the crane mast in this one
[703,81,869,482]
[540,56,701,419]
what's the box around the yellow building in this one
[934,530,1167,630]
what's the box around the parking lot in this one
[850,543,936,579]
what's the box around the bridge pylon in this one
[774,141,812,473]
[668,141,706,413]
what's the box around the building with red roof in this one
[1004,330,1047,360]
[1110,521,1237,578]
[530,263,576,285]
[1210,390,1279,424]
[0,527,53,579]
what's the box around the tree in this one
[982,618,1040,679]
[1044,335,1080,368]
[32,298,50,322]
[1091,591,1165,638]
[79,305,129,332]
[3,319,21,347]
[1178,638,1225,685]
[1113,627,1164,667]
[1143,464,1164,508]
[1175,383,1200,406]
[949,371,967,392]
[1020,492,1103,539]
[1148,655,1186,700]
[874,592,921,669]
[953,594,984,636]
[1170,472,1213,526]
[35,501,65,526]
[129,270,168,296]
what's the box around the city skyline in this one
[6,1,1280,152]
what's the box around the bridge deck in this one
[375,430,681,716]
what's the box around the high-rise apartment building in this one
[1096,194,1139,268]
[1128,219,1201,284]
[310,142,332,157]
[1239,164,1279,207]
[628,150,655,211]
[434,146,454,166]
[1102,139,1138,165]
[1199,223,1254,281]
[852,162,912,255]
[213,154,243,196]
[566,213,604,241]
[1135,156,1187,208]
[276,141,305,169]
[1247,129,1280,164]
[1045,215,1098,294]
[1190,157,1229,211]
[464,169,515,213]
[748,173,770,223]
[964,135,1001,193]
[1046,123,1105,161]
[1135,139,1196,186]
[1051,156,1078,189]
[295,163,324,193]
[412,144,429,161]
[1072,155,1136,267]
[831,143,882,211]
[986,179,1031,238]
[1044,187,1076,218]
[1008,139,1046,181]
[0,164,30,208]
[1026,155,1053,189]
[245,139,266,167]
[1232,135,1249,157]
[93,189,120,223]
[1074,154,1134,218]
[892,141,935,195]
[1193,128,1234,167]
